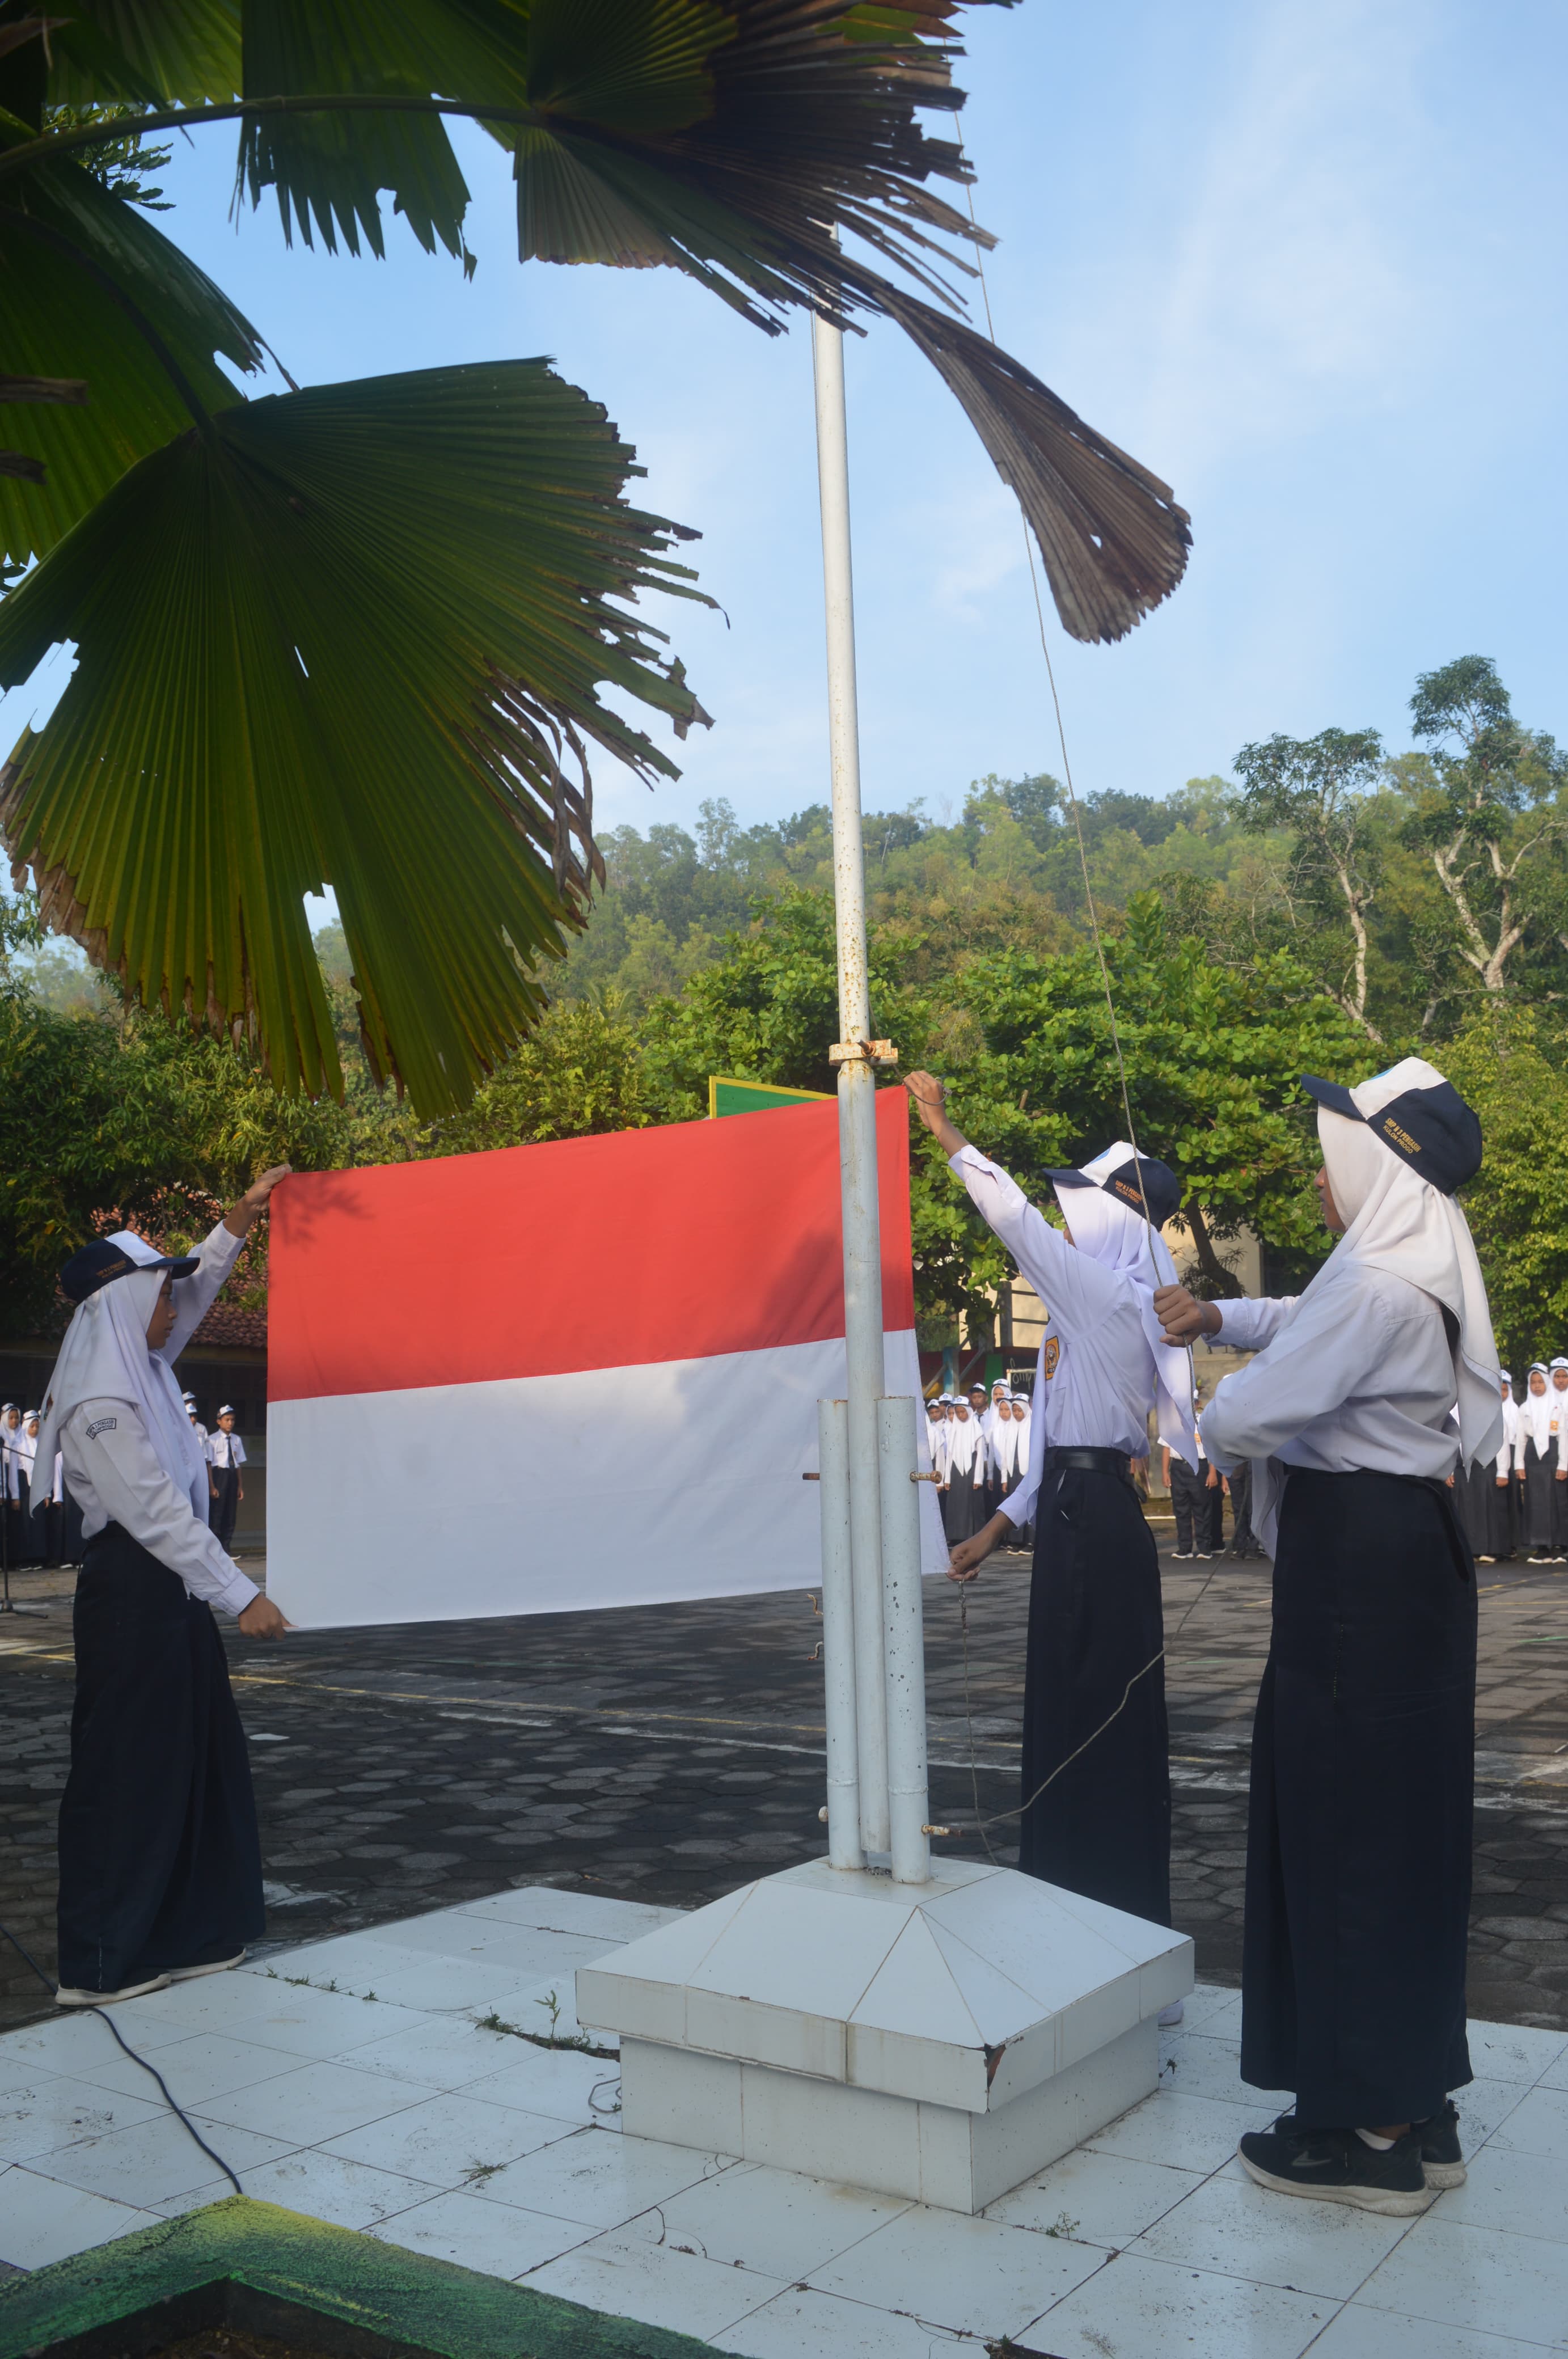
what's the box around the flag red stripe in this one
[269,1090,915,1403]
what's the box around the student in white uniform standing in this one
[1157,1057,1500,2213]
[907,1072,1197,1932]
[1515,1364,1562,1562]
[206,1407,248,1553]
[39,1173,291,2006]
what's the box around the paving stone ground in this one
[3,1538,1566,2037]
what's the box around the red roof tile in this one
[189,1301,268,1351]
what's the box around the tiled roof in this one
[189,1301,267,1351]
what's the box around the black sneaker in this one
[1417,2099,1465,2189]
[1238,2117,1433,2216]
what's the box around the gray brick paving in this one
[2,1544,1566,2039]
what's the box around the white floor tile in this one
[370,2189,593,2277]
[223,2148,434,2230]
[1131,2168,1413,2298]
[342,2014,524,2091]
[24,2111,291,2205]
[0,2164,161,2269]
[1489,2085,1568,2164]
[1431,2144,1568,2247]
[715,2285,952,2358]
[1355,2213,1568,2344]
[472,2123,736,2229]
[0,2074,162,2163]
[1180,1984,1245,2039]
[458,1888,679,1942]
[323,2090,573,2186]
[117,1975,437,2058]
[806,2201,1102,2338]
[1085,2086,1275,2172]
[986,2147,1208,2248]
[456,2044,616,2127]
[0,2052,48,2098]
[1542,2047,1568,2094]
[83,2031,315,2109]
[1447,2074,1532,2151]
[619,2161,908,2282]
[244,1937,432,1997]
[1160,2030,1291,2110]
[360,1916,611,1983]
[522,2230,785,2341]
[341,1956,541,2015]
[1464,2022,1568,2088]
[196,2059,428,2145]
[1025,2248,1335,2358]
[1311,2302,1565,2359]
[0,2007,192,2075]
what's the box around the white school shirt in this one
[1497,1395,1518,1480]
[1201,1270,1460,1479]
[61,1221,257,1619]
[953,1145,1160,1532]
[206,1430,248,1472]
[1,1426,22,1500]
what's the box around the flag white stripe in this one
[267,1331,944,1629]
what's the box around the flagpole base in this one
[577,1856,1192,2216]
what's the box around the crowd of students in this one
[926,1381,1034,1544]
[1460,1362,1568,1563]
[0,1390,248,1566]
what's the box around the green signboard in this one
[708,1075,832,1118]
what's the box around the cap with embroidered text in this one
[1300,1058,1481,1195]
[59,1230,200,1305]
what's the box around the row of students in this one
[1472,1361,1568,1563]
[908,1054,1502,2220]
[0,1392,248,1566]
[925,1386,1033,1544]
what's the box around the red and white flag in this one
[266,1089,945,1627]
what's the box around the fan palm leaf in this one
[0,361,710,1114]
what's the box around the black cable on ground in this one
[0,1919,243,2196]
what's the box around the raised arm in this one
[166,1166,292,1362]
[906,1073,1103,1322]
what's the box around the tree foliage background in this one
[6,652,1566,1370]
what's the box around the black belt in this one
[1044,1446,1130,1476]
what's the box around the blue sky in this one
[10,0,1566,848]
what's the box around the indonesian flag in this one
[266,1089,946,1627]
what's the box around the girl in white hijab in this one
[1158,1057,1498,2215]
[1513,1365,1558,1560]
[47,1170,290,2008]
[906,1071,1194,1963]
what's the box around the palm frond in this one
[0,360,711,1114]
[45,0,243,105]
[506,0,1189,640]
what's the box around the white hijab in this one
[1057,1143,1198,1468]
[1520,1367,1554,1453]
[945,1405,979,1477]
[33,1259,209,1524]
[1315,1080,1501,1473]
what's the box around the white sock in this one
[1355,2127,1397,2151]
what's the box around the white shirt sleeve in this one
[69,1400,257,1618]
[1211,1295,1297,1351]
[166,1219,244,1362]
[1201,1283,1394,1473]
[950,1145,1121,1334]
[999,1393,1047,1530]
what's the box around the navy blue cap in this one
[59,1238,199,1304]
[1047,1153,1182,1229]
[1300,1072,1482,1195]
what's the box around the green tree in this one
[1404,656,1568,1003]
[1232,726,1387,1041]
[1441,1003,1568,1371]
[0,2,1191,1116]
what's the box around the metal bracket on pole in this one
[828,1039,898,1068]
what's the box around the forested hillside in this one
[5,656,1566,1364]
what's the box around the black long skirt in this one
[1020,1456,1170,1925]
[57,1524,265,1992]
[941,1461,987,1544]
[1241,1468,1475,2128]
[1519,1441,1558,1552]
[1457,1460,1506,1558]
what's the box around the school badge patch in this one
[1041,1337,1060,1380]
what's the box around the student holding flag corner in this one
[37,1168,293,2007]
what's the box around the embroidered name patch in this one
[84,1416,117,1439]
[1042,1337,1061,1380]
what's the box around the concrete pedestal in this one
[577,1856,1193,2214]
